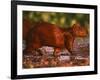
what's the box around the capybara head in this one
[60,23,88,53]
[71,23,88,37]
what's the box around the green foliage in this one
[23,11,89,28]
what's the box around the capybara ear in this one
[71,23,88,37]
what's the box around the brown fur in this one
[24,22,65,55]
[23,21,88,55]
[23,19,33,40]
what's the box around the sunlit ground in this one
[23,37,89,68]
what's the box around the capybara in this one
[23,21,88,56]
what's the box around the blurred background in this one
[23,11,90,29]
